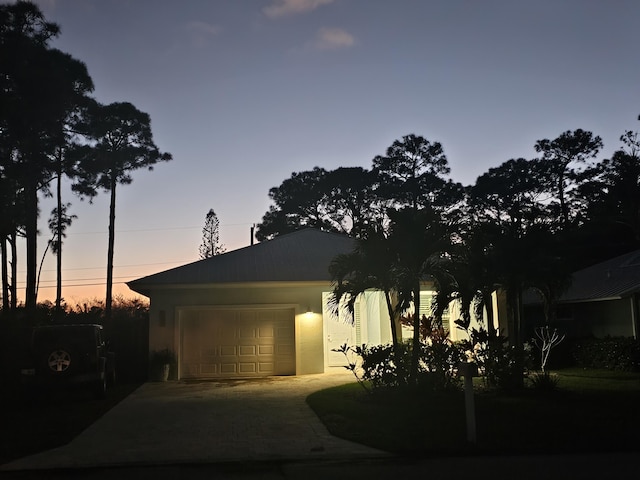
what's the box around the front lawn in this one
[0,382,141,465]
[306,369,640,456]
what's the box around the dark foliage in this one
[571,337,640,371]
[0,297,150,386]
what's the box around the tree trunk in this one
[384,291,400,350]
[1,236,9,311]
[384,290,406,382]
[482,288,496,337]
[558,167,569,226]
[55,164,63,318]
[25,179,38,312]
[409,283,421,384]
[10,232,17,310]
[105,176,117,321]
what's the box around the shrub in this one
[419,330,465,392]
[571,337,640,371]
[335,336,465,393]
[361,343,411,389]
[460,327,531,390]
[528,371,560,391]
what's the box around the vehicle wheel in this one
[43,347,74,376]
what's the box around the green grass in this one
[0,382,142,465]
[307,369,640,456]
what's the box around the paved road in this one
[2,453,640,479]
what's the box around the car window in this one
[33,327,96,348]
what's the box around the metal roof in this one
[127,229,355,296]
[558,249,640,303]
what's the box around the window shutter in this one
[354,301,362,345]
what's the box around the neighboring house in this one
[128,229,407,379]
[524,250,640,339]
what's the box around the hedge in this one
[571,337,640,371]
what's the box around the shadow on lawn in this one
[0,381,142,465]
[307,371,640,457]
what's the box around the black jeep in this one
[21,324,116,398]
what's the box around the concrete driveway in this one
[2,370,385,471]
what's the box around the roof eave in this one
[127,279,334,295]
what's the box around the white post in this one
[630,295,638,340]
[459,362,477,443]
[464,373,476,443]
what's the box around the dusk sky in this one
[19,0,640,304]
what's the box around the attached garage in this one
[127,229,388,379]
[179,308,295,378]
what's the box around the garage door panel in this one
[258,327,274,338]
[259,362,274,373]
[239,363,257,373]
[236,310,256,322]
[239,345,256,356]
[277,326,294,338]
[258,345,274,355]
[181,308,295,378]
[239,327,256,339]
[220,363,237,374]
[277,344,294,355]
[220,346,236,356]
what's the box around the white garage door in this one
[180,308,295,378]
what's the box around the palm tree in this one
[330,224,403,353]
[387,207,451,382]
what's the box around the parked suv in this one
[21,324,116,398]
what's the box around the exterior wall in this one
[147,283,329,377]
[361,291,391,345]
[571,299,634,338]
[147,283,510,377]
[523,297,636,339]
[451,291,503,342]
[321,290,393,369]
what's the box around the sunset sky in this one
[16,0,640,305]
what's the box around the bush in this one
[528,371,560,391]
[460,327,531,390]
[571,337,640,371]
[336,336,465,393]
[419,329,465,392]
[360,343,411,389]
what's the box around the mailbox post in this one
[457,361,478,443]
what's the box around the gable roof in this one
[558,249,640,303]
[127,229,355,296]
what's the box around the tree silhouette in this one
[535,129,603,227]
[72,101,172,319]
[256,166,381,241]
[46,201,76,314]
[0,1,93,311]
[199,209,225,259]
[372,133,458,211]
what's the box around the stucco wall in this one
[523,297,637,339]
[573,299,634,338]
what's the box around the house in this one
[524,249,640,339]
[128,229,407,379]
